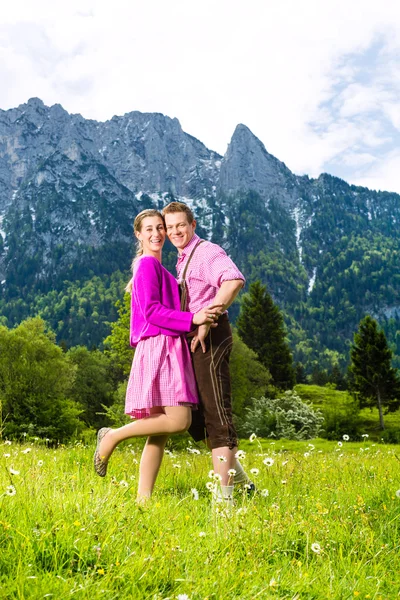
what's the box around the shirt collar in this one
[177,233,201,263]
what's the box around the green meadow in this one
[295,385,400,443]
[1,436,400,600]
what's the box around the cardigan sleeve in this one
[134,257,194,333]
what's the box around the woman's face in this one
[136,216,166,255]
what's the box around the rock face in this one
[218,124,297,207]
[0,98,224,287]
[0,97,221,213]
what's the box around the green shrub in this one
[241,390,324,439]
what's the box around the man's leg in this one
[190,315,247,504]
[203,436,251,487]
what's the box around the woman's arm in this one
[135,257,221,333]
[135,257,193,333]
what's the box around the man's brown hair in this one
[162,201,195,224]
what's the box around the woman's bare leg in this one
[98,406,191,463]
[137,434,169,501]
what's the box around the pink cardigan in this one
[130,256,194,347]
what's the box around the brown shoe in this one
[94,427,111,477]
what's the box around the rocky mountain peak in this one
[26,97,45,108]
[218,123,297,206]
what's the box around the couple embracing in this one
[94,202,253,505]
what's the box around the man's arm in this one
[191,279,244,353]
[212,279,244,310]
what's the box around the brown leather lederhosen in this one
[180,241,238,450]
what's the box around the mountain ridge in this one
[0,98,399,373]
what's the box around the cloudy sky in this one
[1,0,400,193]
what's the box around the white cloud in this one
[1,0,400,191]
[352,149,400,193]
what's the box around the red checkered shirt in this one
[176,233,245,313]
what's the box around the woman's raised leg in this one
[97,406,191,465]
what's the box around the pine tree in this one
[236,280,295,389]
[348,315,400,430]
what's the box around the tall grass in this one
[1,436,400,599]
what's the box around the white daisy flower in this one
[199,531,206,537]
[361,434,369,438]
[250,468,259,476]
[9,468,19,476]
[119,480,129,488]
[4,440,12,446]
[304,452,310,458]
[343,434,350,441]
[249,433,257,442]
[395,490,400,498]
[212,473,222,482]
[311,542,322,554]
[37,460,44,467]
[3,453,10,458]
[191,488,199,500]
[263,457,274,467]
[217,455,227,462]
[337,441,343,447]
[21,448,31,454]
[6,485,16,496]
[228,468,236,477]
[208,470,215,479]
[172,463,181,469]
[205,482,215,491]
[236,507,248,515]
[235,450,246,460]
[261,489,269,497]
[177,594,190,600]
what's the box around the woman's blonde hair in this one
[125,209,165,293]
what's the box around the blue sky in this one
[1,0,400,193]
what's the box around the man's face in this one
[165,212,196,252]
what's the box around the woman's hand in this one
[191,323,211,353]
[192,304,223,326]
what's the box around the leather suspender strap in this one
[179,240,204,311]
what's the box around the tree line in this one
[0,281,399,441]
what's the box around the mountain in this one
[0,98,399,372]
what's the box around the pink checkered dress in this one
[125,256,198,419]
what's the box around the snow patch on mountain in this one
[308,267,317,294]
[292,206,303,262]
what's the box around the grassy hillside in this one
[295,384,400,443]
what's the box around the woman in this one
[94,209,221,501]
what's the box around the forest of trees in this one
[1,281,399,442]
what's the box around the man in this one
[163,201,253,505]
